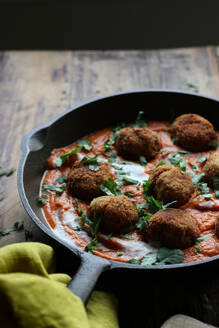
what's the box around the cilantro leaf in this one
[120,234,133,240]
[78,139,93,151]
[184,81,199,92]
[143,180,152,195]
[43,183,66,195]
[198,155,209,164]
[141,253,158,265]
[54,147,82,167]
[151,161,165,170]
[213,173,219,198]
[127,259,141,265]
[54,175,67,185]
[195,233,214,245]
[0,220,24,237]
[85,237,101,253]
[112,123,126,143]
[157,248,185,264]
[0,168,16,177]
[100,178,121,196]
[108,151,117,163]
[139,156,147,166]
[131,111,147,128]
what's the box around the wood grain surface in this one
[0,48,219,328]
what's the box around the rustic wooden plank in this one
[0,48,219,328]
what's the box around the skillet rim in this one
[18,88,219,271]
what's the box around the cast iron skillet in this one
[18,89,219,304]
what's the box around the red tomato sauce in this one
[40,121,219,264]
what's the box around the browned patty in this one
[172,113,216,151]
[67,161,111,200]
[115,127,161,160]
[89,195,139,232]
[150,165,194,206]
[202,153,219,187]
[145,208,200,249]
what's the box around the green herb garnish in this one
[184,81,199,92]
[43,183,66,195]
[198,155,209,164]
[151,161,165,170]
[100,178,121,196]
[54,175,67,184]
[213,173,219,198]
[85,237,101,253]
[54,147,82,167]
[0,220,24,237]
[127,259,141,265]
[0,168,16,177]
[108,151,117,163]
[120,234,133,240]
[139,156,147,166]
[78,139,93,151]
[142,248,184,265]
[131,111,147,128]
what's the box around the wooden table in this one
[0,48,219,328]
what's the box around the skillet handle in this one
[67,253,111,304]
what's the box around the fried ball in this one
[89,195,139,233]
[145,208,200,249]
[67,161,111,200]
[115,127,161,160]
[172,113,216,151]
[150,165,194,206]
[203,153,219,187]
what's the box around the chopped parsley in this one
[139,156,147,166]
[120,234,133,240]
[142,248,185,265]
[100,178,121,196]
[120,176,139,185]
[112,123,126,143]
[124,191,135,201]
[127,259,141,265]
[184,81,199,92]
[151,161,165,170]
[80,155,101,171]
[213,174,219,198]
[0,168,16,177]
[43,183,66,195]
[130,111,147,128]
[128,248,185,266]
[85,237,101,253]
[54,175,67,185]
[166,153,186,172]
[105,233,113,240]
[78,139,93,151]
[171,134,179,145]
[0,220,24,237]
[143,180,152,194]
[194,233,214,253]
[144,195,177,214]
[117,253,123,257]
[103,138,113,152]
[198,155,209,164]
[54,147,82,167]
[108,151,117,163]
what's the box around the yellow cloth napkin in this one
[0,242,119,328]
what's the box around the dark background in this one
[1,0,219,50]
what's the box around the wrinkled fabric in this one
[0,242,119,328]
